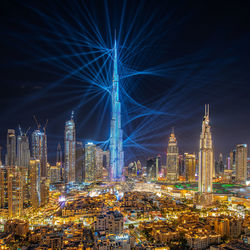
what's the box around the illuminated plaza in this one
[0,0,250,249]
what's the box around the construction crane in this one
[18,125,31,136]
[33,115,41,130]
[43,119,48,133]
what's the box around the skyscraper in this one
[6,129,16,166]
[7,166,23,218]
[198,104,214,195]
[17,128,30,168]
[29,159,41,208]
[109,39,124,181]
[75,141,84,183]
[32,130,47,178]
[236,144,247,183]
[56,142,63,181]
[85,142,96,183]
[96,146,104,181]
[56,142,62,164]
[166,129,179,182]
[184,153,196,182]
[215,153,224,176]
[64,112,76,183]
[229,149,236,174]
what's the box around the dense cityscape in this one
[1,1,250,250]
[0,43,249,249]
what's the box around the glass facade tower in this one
[64,112,76,183]
[109,40,124,181]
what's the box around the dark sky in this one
[0,0,250,165]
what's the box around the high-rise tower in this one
[32,130,47,178]
[17,127,30,168]
[236,144,247,184]
[85,142,96,183]
[109,39,124,181]
[166,129,179,182]
[56,142,62,164]
[64,111,76,183]
[198,104,214,195]
[6,129,16,166]
[184,153,196,182]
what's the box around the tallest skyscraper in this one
[109,39,124,181]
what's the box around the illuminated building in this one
[19,166,29,207]
[102,150,110,172]
[56,142,63,181]
[29,159,40,208]
[215,153,224,175]
[6,129,16,166]
[7,166,23,218]
[32,129,47,178]
[146,157,157,181]
[64,111,76,183]
[128,162,137,179]
[230,149,236,174]
[179,154,185,177]
[214,217,230,237]
[223,169,233,183]
[0,166,8,209]
[85,142,96,182]
[94,210,124,235]
[17,129,30,168]
[184,153,196,182]
[198,105,214,204]
[236,144,247,183]
[137,160,142,172]
[166,129,179,182]
[75,141,84,183]
[109,39,124,181]
[4,219,29,237]
[49,164,61,184]
[56,142,62,163]
[40,177,49,206]
[96,146,104,181]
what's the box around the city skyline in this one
[0,1,249,249]
[0,1,250,163]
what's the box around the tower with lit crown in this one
[166,128,179,182]
[198,104,214,199]
[109,39,124,181]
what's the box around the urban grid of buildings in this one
[0,41,249,249]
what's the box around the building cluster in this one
[128,105,249,200]
[0,210,132,249]
[63,111,110,184]
[0,186,248,249]
[0,112,112,218]
[0,124,50,218]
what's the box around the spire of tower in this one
[113,38,118,79]
[171,127,175,135]
[207,104,209,119]
[71,110,74,120]
[113,35,119,102]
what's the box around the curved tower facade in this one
[109,40,124,181]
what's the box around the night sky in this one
[1,0,250,165]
